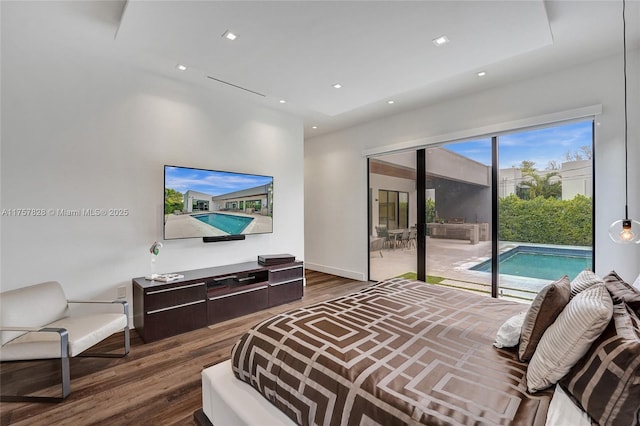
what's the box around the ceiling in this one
[8,1,639,138]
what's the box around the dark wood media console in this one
[132,260,304,343]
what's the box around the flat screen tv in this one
[164,165,273,241]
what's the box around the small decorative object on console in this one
[149,273,184,282]
[146,241,164,280]
[258,254,296,266]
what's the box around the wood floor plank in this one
[0,271,370,426]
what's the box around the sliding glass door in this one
[424,139,493,295]
[368,119,594,302]
[369,153,417,281]
[494,121,594,300]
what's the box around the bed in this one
[195,275,640,426]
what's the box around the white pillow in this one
[526,283,613,393]
[493,311,526,348]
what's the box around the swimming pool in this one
[194,213,253,234]
[470,246,592,281]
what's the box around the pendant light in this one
[609,0,640,244]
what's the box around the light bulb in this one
[609,218,640,244]
[620,220,634,241]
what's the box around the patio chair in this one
[407,228,417,248]
[400,230,411,249]
[375,226,391,248]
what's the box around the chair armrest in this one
[0,327,69,357]
[0,326,47,332]
[67,300,129,325]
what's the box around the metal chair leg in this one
[1,328,70,403]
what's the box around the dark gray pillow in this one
[519,275,571,362]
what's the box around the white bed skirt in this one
[201,360,591,426]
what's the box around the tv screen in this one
[164,165,273,240]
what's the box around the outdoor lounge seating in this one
[0,281,130,402]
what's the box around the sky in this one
[165,166,273,196]
[445,120,593,170]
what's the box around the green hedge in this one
[499,194,592,246]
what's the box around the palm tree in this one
[516,171,562,199]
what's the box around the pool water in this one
[194,213,253,234]
[470,246,592,281]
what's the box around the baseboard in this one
[304,263,366,281]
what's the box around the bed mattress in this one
[229,277,556,425]
[201,360,590,426]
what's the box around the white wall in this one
[305,51,640,283]
[0,3,304,307]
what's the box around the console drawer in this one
[269,278,303,307]
[143,300,207,342]
[269,264,303,284]
[145,282,206,312]
[208,284,268,324]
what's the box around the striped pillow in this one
[570,269,603,298]
[527,283,613,393]
[560,303,640,425]
[518,276,571,362]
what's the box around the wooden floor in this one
[0,271,370,426]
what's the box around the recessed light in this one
[176,64,187,71]
[477,71,487,77]
[279,100,286,104]
[312,126,318,129]
[222,30,237,41]
[387,100,395,104]
[332,83,343,89]
[432,35,449,46]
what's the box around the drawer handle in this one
[237,276,256,283]
[270,278,302,287]
[213,275,237,281]
[270,265,303,273]
[208,285,268,301]
[147,282,204,295]
[146,299,205,314]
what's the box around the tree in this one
[516,161,562,200]
[547,160,560,170]
[519,160,536,174]
[164,188,184,214]
[564,145,592,161]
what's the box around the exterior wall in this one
[431,178,492,234]
[369,173,417,236]
[184,190,215,213]
[498,160,592,200]
[562,160,593,199]
[498,168,524,198]
[305,50,640,283]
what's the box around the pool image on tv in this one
[163,165,273,240]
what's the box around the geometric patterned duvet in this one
[232,278,553,426]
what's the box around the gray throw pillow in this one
[519,276,571,362]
